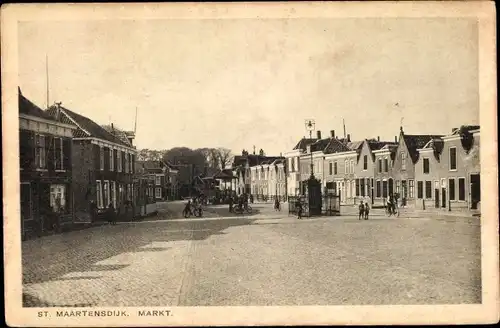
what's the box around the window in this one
[111,181,116,208]
[355,179,360,196]
[109,149,114,172]
[417,181,423,199]
[155,187,162,199]
[458,178,466,201]
[376,180,381,197]
[96,180,103,208]
[334,162,338,175]
[100,147,104,171]
[129,154,133,173]
[329,162,333,175]
[425,181,432,199]
[409,179,414,198]
[117,151,122,172]
[35,134,47,169]
[449,147,457,170]
[396,180,400,194]
[401,152,406,171]
[345,160,348,174]
[350,160,354,174]
[378,159,382,173]
[423,158,430,174]
[103,181,110,206]
[360,179,365,196]
[401,180,407,198]
[449,178,456,200]
[54,138,63,170]
[50,184,67,213]
[382,180,388,198]
[363,155,368,170]
[384,158,389,172]
[155,176,161,185]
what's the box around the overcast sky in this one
[18,18,479,156]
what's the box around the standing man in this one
[364,201,370,220]
[358,201,365,220]
[296,198,303,219]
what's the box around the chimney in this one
[330,130,335,138]
[317,131,322,139]
[377,136,380,142]
[347,134,351,142]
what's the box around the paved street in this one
[22,203,481,307]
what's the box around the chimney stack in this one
[347,134,351,142]
[377,136,380,142]
[330,130,335,138]
[317,131,322,139]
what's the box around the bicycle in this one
[183,206,203,218]
[233,204,253,215]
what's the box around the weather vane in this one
[304,119,316,131]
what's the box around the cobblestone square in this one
[22,203,481,307]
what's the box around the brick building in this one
[19,89,76,240]
[414,126,480,211]
[135,160,169,201]
[372,140,398,206]
[47,104,137,221]
[392,127,444,208]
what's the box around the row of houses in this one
[285,126,480,211]
[18,88,181,240]
[230,125,481,212]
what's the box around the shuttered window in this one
[449,147,457,170]
[458,178,466,201]
[417,181,423,199]
[425,181,432,199]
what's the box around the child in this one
[296,198,303,219]
[274,198,281,211]
[364,201,370,220]
[358,202,365,220]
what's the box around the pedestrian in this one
[364,201,370,220]
[107,203,116,225]
[274,197,281,211]
[89,200,97,224]
[387,195,393,216]
[228,196,233,213]
[358,201,365,220]
[296,198,303,219]
[250,194,254,204]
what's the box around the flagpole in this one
[134,107,138,134]
[46,54,50,109]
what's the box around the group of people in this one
[229,193,250,213]
[386,193,400,216]
[183,196,203,216]
[358,201,370,220]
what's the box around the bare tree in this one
[217,147,233,169]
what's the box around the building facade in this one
[19,90,76,240]
[48,104,138,221]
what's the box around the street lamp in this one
[305,119,315,179]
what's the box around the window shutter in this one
[121,151,126,172]
[93,144,100,170]
[113,149,118,172]
[47,135,55,171]
[63,138,71,170]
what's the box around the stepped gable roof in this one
[323,138,352,154]
[101,124,133,147]
[47,105,131,147]
[293,137,318,151]
[19,90,57,121]
[403,134,444,163]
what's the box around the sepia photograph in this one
[2,1,498,326]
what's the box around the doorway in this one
[441,188,447,208]
[470,174,480,209]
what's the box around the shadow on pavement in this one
[23,218,256,286]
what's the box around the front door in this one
[434,189,439,208]
[470,174,480,209]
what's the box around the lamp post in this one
[305,119,315,179]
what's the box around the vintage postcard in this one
[2,1,498,326]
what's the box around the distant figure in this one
[274,197,281,211]
[358,202,365,220]
[228,196,234,213]
[107,203,117,225]
[296,198,303,219]
[386,195,393,216]
[364,201,370,220]
[250,194,254,204]
[183,200,192,217]
[89,200,97,224]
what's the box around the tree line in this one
[137,147,234,172]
